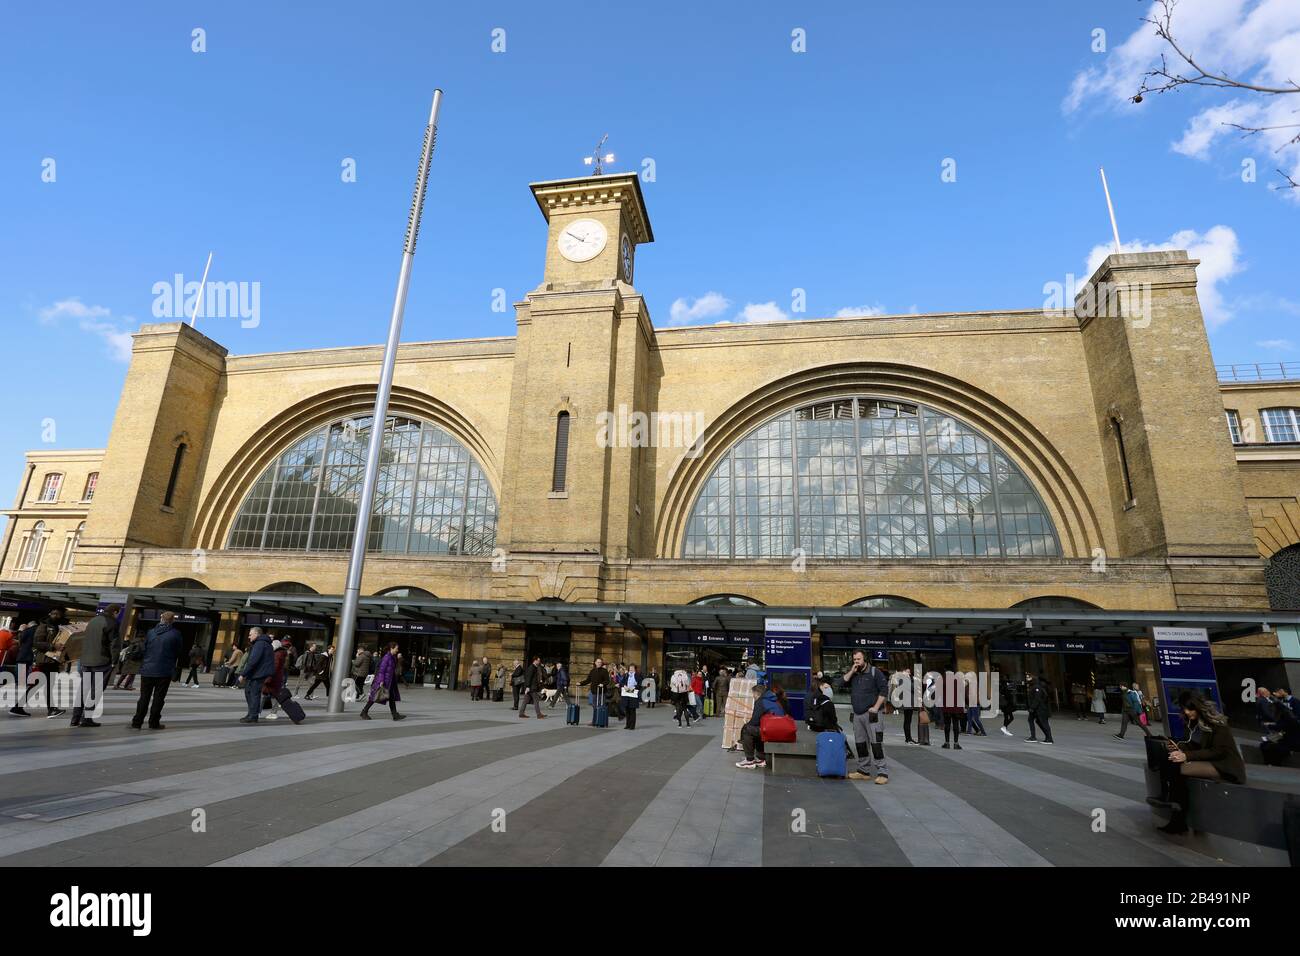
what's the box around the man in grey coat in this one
[71,605,119,728]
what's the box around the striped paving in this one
[0,686,1282,867]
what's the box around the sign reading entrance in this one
[1151,626,1222,739]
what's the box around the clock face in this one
[620,234,633,282]
[557,218,607,263]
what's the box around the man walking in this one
[552,660,569,707]
[31,609,68,719]
[131,611,183,730]
[837,650,889,784]
[1024,674,1054,744]
[303,646,333,700]
[1114,682,1151,740]
[183,640,205,687]
[238,627,275,723]
[518,655,547,719]
[350,646,372,701]
[71,604,119,728]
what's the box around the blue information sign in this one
[1152,627,1222,739]
[764,618,812,721]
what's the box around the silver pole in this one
[328,90,443,714]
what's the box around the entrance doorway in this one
[526,624,571,672]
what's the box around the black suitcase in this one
[275,686,306,724]
[566,697,581,725]
[593,686,608,728]
[212,665,230,687]
[493,687,504,702]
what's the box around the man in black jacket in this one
[517,655,547,719]
[1025,674,1054,744]
[835,650,889,784]
[303,646,333,700]
[71,605,119,727]
[579,658,610,725]
[31,609,68,719]
[7,621,38,717]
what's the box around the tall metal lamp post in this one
[328,90,443,714]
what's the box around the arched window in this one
[59,522,85,573]
[1266,544,1300,610]
[374,586,436,599]
[156,578,209,589]
[37,474,62,503]
[227,415,497,555]
[846,595,927,609]
[551,412,571,493]
[690,594,764,607]
[683,397,1060,558]
[1011,596,1100,610]
[260,582,317,594]
[20,522,48,570]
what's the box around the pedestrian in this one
[894,668,917,743]
[468,657,482,700]
[1115,682,1151,739]
[303,646,334,700]
[966,689,987,737]
[1152,691,1245,835]
[238,628,275,723]
[223,642,244,687]
[184,640,205,688]
[670,667,693,727]
[836,650,889,784]
[552,660,569,706]
[7,621,38,717]
[1071,681,1088,721]
[713,666,729,718]
[735,682,787,770]
[71,604,119,728]
[1024,674,1054,744]
[131,611,183,730]
[30,609,68,719]
[621,664,641,729]
[941,675,964,751]
[360,643,405,720]
[806,680,841,733]
[517,655,547,720]
[998,678,1016,736]
[579,658,610,725]
[510,659,525,710]
[917,672,934,746]
[1091,685,1107,725]
[351,647,372,700]
[690,669,706,721]
[261,638,290,720]
[115,629,143,690]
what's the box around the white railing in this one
[1217,362,1300,383]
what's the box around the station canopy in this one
[3,582,1296,643]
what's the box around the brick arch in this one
[654,362,1105,560]
[192,384,499,552]
[1248,498,1300,559]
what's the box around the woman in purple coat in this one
[360,643,405,720]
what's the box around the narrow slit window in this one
[1111,418,1135,506]
[551,412,570,493]
[164,444,187,508]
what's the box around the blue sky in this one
[2,0,1296,489]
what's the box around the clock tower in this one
[495,171,656,586]
[530,173,653,287]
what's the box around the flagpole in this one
[327,90,443,714]
[189,251,213,327]
[1099,168,1122,254]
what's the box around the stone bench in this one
[1240,739,1298,768]
[763,737,852,778]
[1144,766,1296,863]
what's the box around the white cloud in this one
[668,291,730,326]
[1084,225,1242,327]
[735,302,788,324]
[834,304,888,318]
[1064,0,1300,199]
[1255,338,1295,350]
[38,298,134,361]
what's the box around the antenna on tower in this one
[1099,168,1122,255]
[583,134,615,176]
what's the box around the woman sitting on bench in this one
[1155,691,1246,835]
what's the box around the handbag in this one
[919,708,931,725]
[1138,712,1148,727]
[760,713,797,743]
[374,683,390,704]
[687,691,698,706]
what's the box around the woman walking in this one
[999,679,1016,736]
[361,643,405,720]
[1091,686,1107,725]
[622,664,641,729]
[941,676,963,750]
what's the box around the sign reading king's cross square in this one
[763,618,812,721]
[1151,626,1222,740]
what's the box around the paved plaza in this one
[0,685,1291,867]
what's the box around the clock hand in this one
[564,231,586,243]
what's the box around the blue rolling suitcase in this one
[816,731,847,778]
[566,694,581,725]
[593,686,609,728]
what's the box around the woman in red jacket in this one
[690,670,706,722]
[262,638,289,720]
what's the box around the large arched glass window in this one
[228,415,497,555]
[20,522,48,570]
[683,398,1059,559]
[690,594,764,607]
[846,595,926,609]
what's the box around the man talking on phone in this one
[837,650,889,784]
